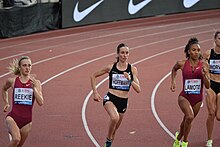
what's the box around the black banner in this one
[62,0,220,28]
[0,3,60,38]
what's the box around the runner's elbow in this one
[37,98,44,106]
[136,88,141,93]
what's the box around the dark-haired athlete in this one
[203,31,220,147]
[171,38,210,147]
[91,43,141,147]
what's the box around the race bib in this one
[112,74,130,90]
[184,79,201,94]
[14,88,33,105]
[209,59,220,74]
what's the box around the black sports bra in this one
[109,63,133,91]
[208,49,220,74]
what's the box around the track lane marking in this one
[82,39,210,146]
[0,28,217,78]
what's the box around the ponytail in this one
[116,43,128,62]
[8,56,30,75]
[184,38,199,59]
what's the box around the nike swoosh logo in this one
[183,0,200,8]
[73,0,104,22]
[128,0,151,15]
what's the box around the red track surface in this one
[0,9,220,147]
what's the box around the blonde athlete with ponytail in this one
[2,56,44,147]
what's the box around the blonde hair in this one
[8,56,30,75]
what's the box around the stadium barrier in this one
[0,0,219,38]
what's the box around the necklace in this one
[189,59,198,73]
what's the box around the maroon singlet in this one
[179,60,204,106]
[7,77,35,129]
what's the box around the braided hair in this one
[184,38,202,59]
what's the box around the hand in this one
[123,72,131,81]
[93,92,102,102]
[202,61,209,75]
[170,82,176,92]
[202,65,208,76]
[30,74,37,88]
[3,104,10,112]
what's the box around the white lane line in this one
[150,72,175,139]
[1,19,217,146]
[0,20,218,61]
[41,37,211,85]
[151,72,206,140]
[0,29,216,79]
[81,39,210,146]
[82,78,108,147]
[41,54,114,85]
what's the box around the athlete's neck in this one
[19,75,30,83]
[117,62,127,70]
[214,46,220,54]
[189,58,199,66]
[118,62,127,67]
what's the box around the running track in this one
[0,9,220,147]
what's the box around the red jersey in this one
[10,77,35,118]
[179,60,204,106]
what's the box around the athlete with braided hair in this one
[171,38,210,147]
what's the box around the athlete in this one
[90,43,141,147]
[171,38,210,147]
[204,31,220,147]
[2,56,44,147]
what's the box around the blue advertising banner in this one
[61,0,220,28]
